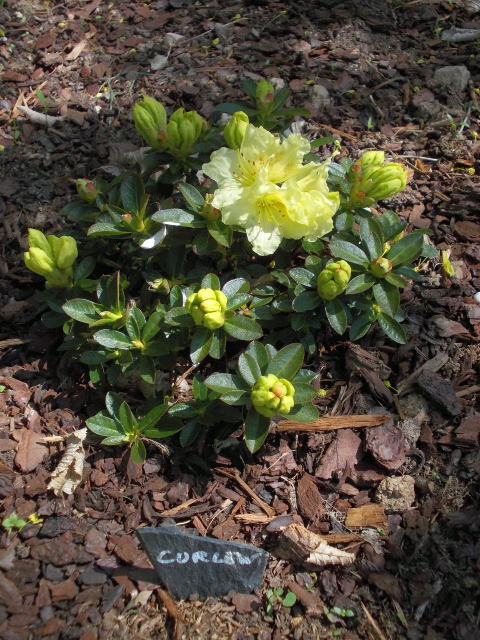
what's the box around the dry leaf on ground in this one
[13,428,48,472]
[47,428,87,496]
[272,522,355,567]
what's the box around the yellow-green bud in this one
[317,260,351,300]
[251,374,295,418]
[370,257,392,278]
[75,179,100,203]
[24,229,77,289]
[348,154,409,208]
[255,79,274,110]
[167,108,207,159]
[132,96,168,151]
[185,288,227,330]
[224,111,249,149]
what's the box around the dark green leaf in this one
[130,440,146,464]
[214,102,256,116]
[151,208,200,227]
[142,311,164,342]
[245,341,269,372]
[201,273,220,290]
[292,290,320,312]
[179,420,202,447]
[345,274,376,294]
[121,174,144,214]
[291,382,316,404]
[360,217,384,260]
[105,391,123,420]
[384,273,408,288]
[222,278,249,298]
[87,222,130,237]
[79,351,108,365]
[385,233,424,267]
[192,376,208,401]
[244,410,271,453]
[373,281,400,317]
[395,266,422,282]
[86,413,124,437]
[126,307,146,342]
[224,315,263,341]
[292,369,316,383]
[190,327,213,364]
[377,312,407,344]
[119,401,137,432]
[219,391,250,405]
[101,434,127,445]
[62,299,102,324]
[168,403,198,419]
[138,402,169,432]
[289,268,316,287]
[330,240,369,266]
[324,299,348,335]
[377,210,406,241]
[74,256,95,281]
[204,373,248,394]
[287,403,319,423]
[208,329,226,360]
[238,352,262,387]
[226,293,251,311]
[165,307,193,327]
[301,238,324,253]
[334,212,354,232]
[94,329,132,350]
[137,356,155,384]
[178,183,205,212]
[142,341,170,356]
[266,343,304,379]
[349,313,372,340]
[143,422,182,438]
[207,220,233,247]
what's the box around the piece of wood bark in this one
[344,504,388,530]
[277,414,391,432]
[215,467,275,516]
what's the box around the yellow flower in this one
[202,124,339,255]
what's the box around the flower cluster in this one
[202,120,340,255]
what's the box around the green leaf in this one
[94,329,132,350]
[121,174,144,214]
[101,434,128,445]
[74,256,95,281]
[287,403,319,423]
[222,278,250,297]
[62,299,102,324]
[238,352,262,387]
[384,273,408,288]
[345,274,376,294]
[226,293,251,311]
[105,391,123,420]
[335,212,354,232]
[292,290,320,312]
[178,183,204,212]
[349,313,372,340]
[246,341,269,371]
[86,413,124,437]
[142,311,164,342]
[266,343,304,379]
[208,329,226,360]
[292,369,316,383]
[292,382,316,404]
[192,376,208,401]
[126,307,146,342]
[330,240,369,266]
[289,267,316,287]
[214,102,256,116]
[179,420,202,447]
[138,402,169,432]
[119,401,137,433]
[142,341,170,356]
[79,351,108,365]
[168,403,198,418]
[204,373,248,394]
[360,217,384,260]
[224,315,263,341]
[282,592,297,608]
[137,356,155,384]
[302,238,324,253]
[219,391,250,406]
[324,299,348,335]
[190,327,213,364]
[207,219,233,247]
[87,222,130,237]
[373,281,400,317]
[151,208,199,227]
[395,266,422,282]
[201,273,220,290]
[385,233,424,267]
[165,307,193,327]
[130,440,146,464]
[244,410,271,453]
[377,210,406,241]
[143,416,182,438]
[377,312,407,344]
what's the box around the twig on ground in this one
[215,467,275,516]
[277,414,391,432]
[361,601,388,640]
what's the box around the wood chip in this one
[215,467,275,517]
[234,513,275,524]
[157,588,184,640]
[397,352,449,396]
[158,498,199,517]
[277,414,391,432]
[66,40,88,61]
[344,504,388,530]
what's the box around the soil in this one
[1,1,480,639]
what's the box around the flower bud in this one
[167,108,207,159]
[251,374,295,418]
[24,229,77,289]
[370,257,393,278]
[223,111,249,149]
[348,153,409,208]
[185,288,227,330]
[317,260,351,300]
[75,178,100,203]
[255,79,274,110]
[132,96,168,151]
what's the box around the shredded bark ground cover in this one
[0,1,479,639]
